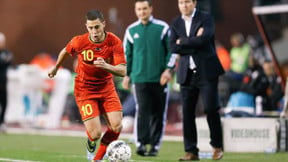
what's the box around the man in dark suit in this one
[161,0,224,160]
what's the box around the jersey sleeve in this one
[65,36,80,56]
[112,37,126,66]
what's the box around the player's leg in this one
[93,91,123,161]
[93,111,122,161]
[104,110,123,132]
[84,117,102,160]
[77,99,101,161]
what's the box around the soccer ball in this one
[106,140,132,162]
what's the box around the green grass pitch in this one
[0,133,288,162]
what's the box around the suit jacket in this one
[170,10,224,84]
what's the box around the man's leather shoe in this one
[136,144,147,156]
[212,147,223,160]
[179,152,199,161]
[147,147,158,156]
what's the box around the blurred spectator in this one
[215,41,231,107]
[224,33,251,97]
[30,52,56,92]
[239,56,268,99]
[30,52,56,70]
[225,56,269,117]
[215,41,231,71]
[29,53,56,113]
[228,33,251,80]
[0,32,13,132]
[247,34,269,64]
[261,60,284,111]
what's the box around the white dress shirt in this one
[182,8,197,70]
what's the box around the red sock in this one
[94,128,120,160]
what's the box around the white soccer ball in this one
[106,140,132,162]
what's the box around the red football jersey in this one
[66,32,126,100]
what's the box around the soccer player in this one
[48,10,126,162]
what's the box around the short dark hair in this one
[86,10,105,22]
[135,0,152,6]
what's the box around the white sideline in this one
[0,158,42,162]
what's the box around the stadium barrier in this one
[223,118,278,152]
[196,117,285,152]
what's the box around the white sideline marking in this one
[0,158,42,162]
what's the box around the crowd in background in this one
[117,31,287,124]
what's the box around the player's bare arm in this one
[48,47,70,78]
[93,57,126,77]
